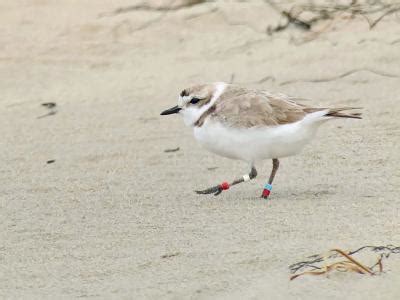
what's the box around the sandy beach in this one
[1,0,400,298]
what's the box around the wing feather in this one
[210,90,313,128]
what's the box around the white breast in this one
[193,117,321,163]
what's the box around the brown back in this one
[208,87,319,128]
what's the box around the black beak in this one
[160,105,181,115]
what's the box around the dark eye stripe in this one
[190,97,201,104]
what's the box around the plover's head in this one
[160,82,227,126]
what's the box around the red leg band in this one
[219,182,230,190]
[262,189,271,197]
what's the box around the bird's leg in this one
[195,166,258,196]
[261,158,280,199]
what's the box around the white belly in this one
[193,119,319,163]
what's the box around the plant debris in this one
[266,1,400,36]
[38,102,57,119]
[101,0,205,17]
[207,167,218,171]
[161,252,180,259]
[42,102,56,109]
[164,147,180,153]
[289,245,400,280]
[280,68,399,86]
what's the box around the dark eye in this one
[190,97,201,104]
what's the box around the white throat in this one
[181,82,227,127]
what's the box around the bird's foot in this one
[195,185,222,196]
[261,184,272,199]
[195,182,230,196]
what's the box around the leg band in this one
[219,182,230,190]
[262,184,272,198]
[243,174,251,182]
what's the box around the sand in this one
[1,0,400,298]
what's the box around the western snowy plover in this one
[161,82,361,199]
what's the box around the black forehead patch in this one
[180,89,188,97]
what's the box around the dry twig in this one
[266,0,400,36]
[280,68,399,86]
[289,245,400,281]
[290,248,386,280]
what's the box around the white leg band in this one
[243,174,251,182]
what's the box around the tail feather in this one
[325,107,362,119]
